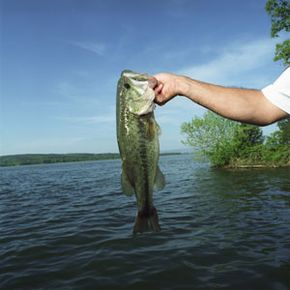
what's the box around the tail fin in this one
[133,207,161,234]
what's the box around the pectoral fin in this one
[121,170,135,196]
[154,166,165,191]
[145,118,161,141]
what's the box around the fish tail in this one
[133,207,161,234]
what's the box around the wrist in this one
[176,75,191,97]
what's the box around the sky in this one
[0,0,288,155]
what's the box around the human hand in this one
[150,73,182,105]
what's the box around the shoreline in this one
[223,163,290,169]
[0,152,182,167]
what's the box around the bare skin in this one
[152,73,288,126]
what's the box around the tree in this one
[233,124,264,148]
[267,119,290,145]
[265,0,290,65]
[265,130,283,146]
[181,111,289,167]
[181,111,240,166]
[264,122,290,165]
[265,0,290,157]
[230,124,265,163]
[277,119,290,144]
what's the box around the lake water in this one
[1,154,290,290]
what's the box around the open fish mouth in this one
[122,71,158,88]
[122,70,157,116]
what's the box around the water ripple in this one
[0,156,290,290]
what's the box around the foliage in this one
[230,124,265,162]
[232,124,264,148]
[265,0,290,65]
[273,39,290,65]
[181,111,239,166]
[265,119,290,146]
[181,111,290,167]
[262,144,290,166]
[277,119,290,144]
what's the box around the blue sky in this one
[0,0,287,155]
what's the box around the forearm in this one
[177,76,286,125]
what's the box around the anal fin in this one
[121,170,135,196]
[154,166,165,191]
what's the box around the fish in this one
[116,70,165,234]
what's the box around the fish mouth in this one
[122,70,157,88]
[121,69,157,115]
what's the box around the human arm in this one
[153,73,288,126]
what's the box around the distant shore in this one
[0,152,182,167]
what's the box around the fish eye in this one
[124,83,131,89]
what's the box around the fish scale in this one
[138,119,150,208]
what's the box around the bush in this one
[181,111,290,167]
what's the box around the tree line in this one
[0,153,120,167]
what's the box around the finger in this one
[154,96,167,106]
[148,77,158,89]
[154,83,163,94]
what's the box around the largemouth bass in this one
[116,70,165,234]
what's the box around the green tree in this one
[230,124,265,163]
[233,124,264,148]
[265,0,290,65]
[181,111,240,166]
[266,130,283,146]
[265,0,290,158]
[266,119,290,145]
[181,111,289,167]
[277,119,290,144]
[264,125,290,165]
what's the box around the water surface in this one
[1,155,290,290]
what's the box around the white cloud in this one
[178,37,281,87]
[71,41,106,55]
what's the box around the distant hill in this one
[0,152,182,167]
